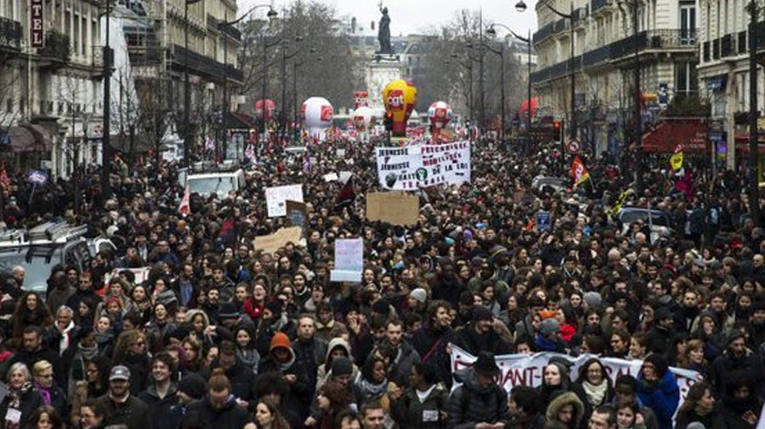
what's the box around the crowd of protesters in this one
[0,133,762,429]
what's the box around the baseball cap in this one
[109,365,131,381]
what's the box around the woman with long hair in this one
[574,358,614,412]
[27,405,64,429]
[145,302,176,354]
[0,363,43,429]
[244,399,292,429]
[675,382,716,429]
[112,329,150,395]
[11,292,53,347]
[234,324,260,375]
[182,336,205,374]
[537,360,586,406]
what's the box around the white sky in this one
[239,0,539,37]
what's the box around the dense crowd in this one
[0,135,762,429]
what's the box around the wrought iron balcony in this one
[171,44,244,83]
[39,31,70,63]
[533,23,554,44]
[0,17,22,50]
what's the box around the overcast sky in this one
[239,0,539,37]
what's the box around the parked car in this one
[532,176,568,195]
[0,221,116,295]
[617,206,673,243]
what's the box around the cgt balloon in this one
[382,79,417,137]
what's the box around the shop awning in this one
[734,134,765,153]
[4,124,53,152]
[641,119,708,153]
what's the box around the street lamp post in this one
[474,36,505,144]
[102,0,113,196]
[183,0,201,167]
[488,21,533,150]
[748,0,761,225]
[518,0,575,142]
[217,5,276,158]
[281,36,303,138]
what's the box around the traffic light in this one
[553,120,562,142]
[384,111,393,131]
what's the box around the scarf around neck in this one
[582,379,608,406]
[357,376,387,400]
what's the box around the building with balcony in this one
[531,0,699,155]
[696,0,756,170]
[111,0,244,156]
[0,0,103,177]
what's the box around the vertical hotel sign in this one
[30,0,44,48]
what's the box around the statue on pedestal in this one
[377,6,393,55]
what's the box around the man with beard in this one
[412,301,455,387]
[97,365,152,429]
[201,287,221,323]
[379,319,420,384]
[711,332,764,397]
[430,258,463,307]
[454,306,512,356]
[674,289,701,333]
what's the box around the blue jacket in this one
[636,370,679,429]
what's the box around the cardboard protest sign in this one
[285,200,308,228]
[253,227,302,256]
[330,238,363,282]
[265,184,303,217]
[366,192,419,226]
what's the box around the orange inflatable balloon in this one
[382,79,417,137]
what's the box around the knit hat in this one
[643,353,669,377]
[583,291,602,310]
[331,357,353,377]
[539,318,561,336]
[409,288,427,304]
[269,332,291,353]
[218,302,240,320]
[178,373,206,400]
[473,351,500,376]
[265,300,283,318]
[472,305,493,322]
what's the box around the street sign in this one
[567,140,581,153]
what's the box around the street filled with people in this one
[0,135,763,429]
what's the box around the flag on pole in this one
[670,144,684,171]
[179,185,190,216]
[608,188,634,218]
[569,156,591,186]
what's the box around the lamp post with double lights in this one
[487,17,532,154]
[280,34,304,138]
[217,5,277,158]
[517,0,576,144]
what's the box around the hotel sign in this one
[30,0,44,48]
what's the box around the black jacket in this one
[138,383,179,429]
[96,394,153,429]
[447,369,509,429]
[454,323,512,356]
[201,360,255,402]
[391,383,448,429]
[411,324,455,387]
[0,388,43,429]
[185,395,249,429]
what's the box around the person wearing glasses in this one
[33,360,67,421]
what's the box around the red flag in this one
[179,186,190,216]
[569,156,591,186]
[334,175,355,212]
